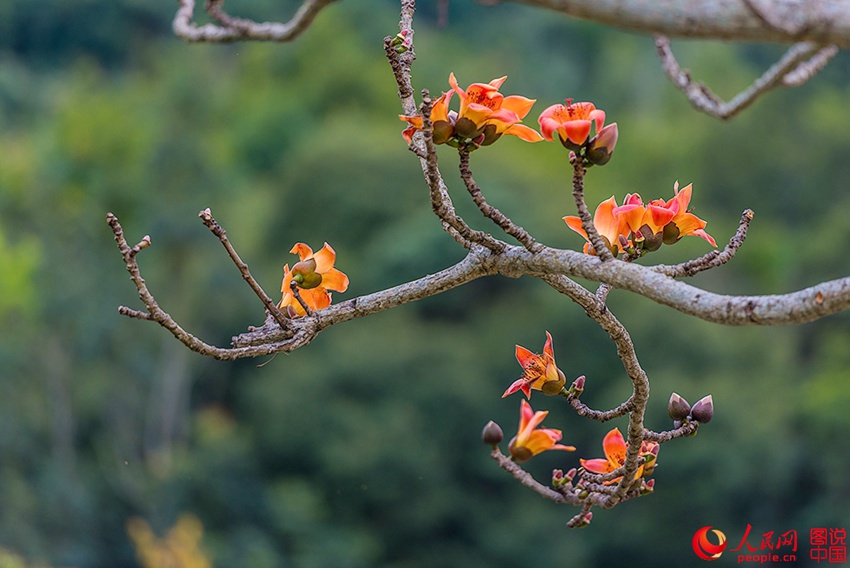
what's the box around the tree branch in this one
[502,0,850,48]
[173,0,336,42]
[655,35,838,120]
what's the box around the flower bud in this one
[585,123,618,166]
[481,420,504,446]
[564,467,577,482]
[640,478,655,495]
[690,395,714,423]
[667,392,691,421]
[568,375,585,396]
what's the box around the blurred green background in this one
[1,0,849,566]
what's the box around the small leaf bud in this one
[481,420,504,447]
[667,392,691,421]
[690,395,714,423]
[568,375,586,396]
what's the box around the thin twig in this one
[458,150,542,252]
[570,155,614,260]
[653,209,754,278]
[198,208,289,327]
[173,0,336,42]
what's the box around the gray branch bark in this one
[504,0,850,47]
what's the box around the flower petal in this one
[581,458,617,474]
[503,123,544,142]
[501,95,536,120]
[602,428,627,467]
[310,243,336,273]
[320,267,349,292]
[289,243,314,260]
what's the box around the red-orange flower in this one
[614,182,716,250]
[503,331,566,398]
[279,242,349,317]
[563,196,631,256]
[399,73,542,146]
[508,400,576,463]
[580,428,659,484]
[538,99,606,150]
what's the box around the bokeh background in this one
[1,0,849,566]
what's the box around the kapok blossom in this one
[538,99,606,150]
[508,400,576,463]
[399,73,542,147]
[503,331,566,398]
[614,182,716,250]
[580,428,659,484]
[279,242,349,317]
[563,196,632,256]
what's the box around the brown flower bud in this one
[481,420,504,446]
[690,395,714,423]
[667,392,691,421]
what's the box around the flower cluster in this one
[400,73,542,149]
[564,182,716,257]
[279,242,349,317]
[492,331,669,500]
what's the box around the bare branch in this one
[653,209,754,278]
[173,0,336,42]
[502,0,850,48]
[655,36,837,120]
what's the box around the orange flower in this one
[538,99,606,151]
[508,400,576,463]
[580,428,659,484]
[279,242,349,317]
[503,331,566,398]
[563,196,631,256]
[399,73,542,146]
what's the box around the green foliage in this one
[1,1,850,566]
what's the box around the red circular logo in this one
[692,526,728,561]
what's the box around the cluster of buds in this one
[668,392,715,426]
[389,29,412,53]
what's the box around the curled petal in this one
[311,242,337,274]
[289,242,314,260]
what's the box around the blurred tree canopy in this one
[0,1,849,566]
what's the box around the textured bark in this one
[506,0,850,47]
